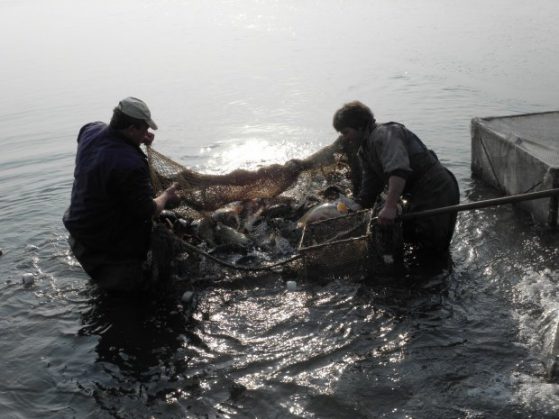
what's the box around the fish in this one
[297,200,349,228]
[159,209,178,229]
[214,222,251,248]
[261,202,295,219]
[234,216,272,251]
[191,197,309,255]
[272,234,294,255]
[191,217,217,247]
[210,199,266,234]
[241,204,265,234]
[319,185,346,200]
[211,203,242,229]
[173,217,191,235]
[192,217,251,250]
[268,217,302,244]
[337,194,361,211]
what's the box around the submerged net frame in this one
[298,209,372,279]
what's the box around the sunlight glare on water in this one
[2,0,559,417]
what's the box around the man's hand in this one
[154,182,180,215]
[377,203,398,224]
[143,131,155,146]
[378,175,406,224]
[162,182,180,204]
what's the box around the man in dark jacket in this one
[332,101,459,255]
[63,97,178,292]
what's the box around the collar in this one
[107,126,142,150]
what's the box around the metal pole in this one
[548,176,559,227]
[400,188,559,220]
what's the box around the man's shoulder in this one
[78,121,107,139]
[369,122,409,144]
[78,123,145,170]
[374,122,406,135]
[108,140,148,174]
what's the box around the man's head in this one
[333,101,374,131]
[333,101,375,144]
[113,97,157,129]
[110,97,157,145]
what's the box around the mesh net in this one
[146,142,399,280]
[298,210,371,279]
[147,140,347,217]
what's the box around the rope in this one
[178,239,302,272]
[479,134,503,191]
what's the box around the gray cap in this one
[117,97,158,130]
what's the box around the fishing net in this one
[145,140,347,278]
[146,138,356,217]
[298,210,371,279]
[297,204,404,280]
[146,140,400,281]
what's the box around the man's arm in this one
[139,132,178,215]
[356,147,383,208]
[377,175,406,224]
[375,124,411,223]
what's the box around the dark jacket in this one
[356,122,440,207]
[356,122,460,250]
[63,122,156,259]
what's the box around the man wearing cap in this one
[63,97,179,292]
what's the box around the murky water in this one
[2,0,559,417]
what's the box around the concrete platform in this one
[471,111,559,226]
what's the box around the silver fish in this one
[337,194,361,211]
[297,201,349,228]
[191,217,217,247]
[214,222,251,248]
[211,204,242,230]
[272,234,294,255]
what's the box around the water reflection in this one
[329,271,469,418]
[78,288,211,415]
[202,127,318,174]
[53,222,554,419]
[2,0,559,415]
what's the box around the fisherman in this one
[332,101,460,256]
[63,97,179,292]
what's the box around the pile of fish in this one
[156,186,361,267]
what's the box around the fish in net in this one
[146,139,401,283]
[146,137,354,216]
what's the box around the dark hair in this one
[109,108,149,130]
[332,101,375,131]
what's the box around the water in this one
[1,0,559,417]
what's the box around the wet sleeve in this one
[377,126,412,180]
